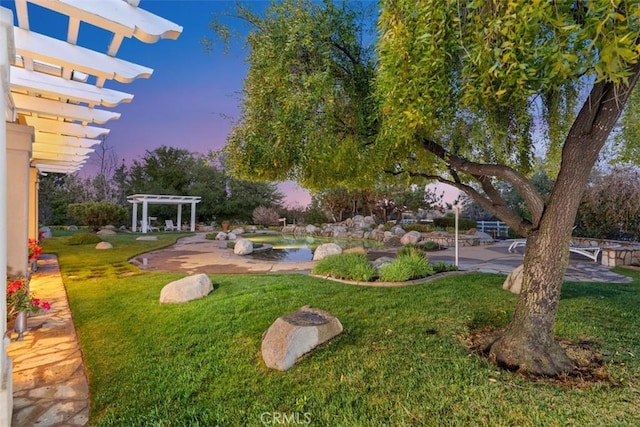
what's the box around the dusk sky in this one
[2,0,314,206]
[3,0,458,207]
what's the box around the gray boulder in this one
[313,243,343,261]
[97,229,116,236]
[261,306,343,371]
[159,273,213,304]
[231,227,244,235]
[400,230,422,245]
[391,226,406,235]
[216,232,228,240]
[234,238,254,255]
[306,224,320,234]
[228,232,237,240]
[95,242,112,250]
[371,256,395,270]
[503,264,524,294]
[66,225,78,231]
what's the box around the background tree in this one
[577,167,640,241]
[221,0,640,376]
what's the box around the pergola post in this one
[131,201,138,232]
[190,201,197,232]
[177,204,182,231]
[28,166,38,240]
[141,200,148,233]
[0,8,13,423]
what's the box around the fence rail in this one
[476,221,510,237]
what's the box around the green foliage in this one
[67,201,127,230]
[379,252,434,282]
[219,0,379,189]
[431,261,459,273]
[421,241,441,251]
[397,244,429,260]
[433,217,477,230]
[404,223,432,233]
[311,253,376,281]
[66,233,103,246]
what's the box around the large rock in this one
[306,224,320,234]
[503,264,524,294]
[97,229,116,236]
[391,226,406,235]
[216,232,228,240]
[313,243,343,261]
[159,273,213,304]
[261,306,343,371]
[95,242,112,250]
[234,238,254,255]
[231,227,244,235]
[400,230,422,245]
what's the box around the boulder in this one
[391,226,406,235]
[231,227,244,235]
[216,232,228,240]
[261,306,343,371]
[313,243,343,261]
[97,229,116,236]
[371,256,395,270]
[228,232,237,240]
[306,224,319,234]
[503,264,524,294]
[66,225,78,231]
[39,226,52,239]
[234,238,254,255]
[282,225,297,234]
[104,224,116,230]
[400,230,422,245]
[95,242,112,250]
[159,273,213,304]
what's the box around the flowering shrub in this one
[28,239,42,262]
[6,278,50,318]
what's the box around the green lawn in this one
[42,233,640,426]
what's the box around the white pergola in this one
[127,194,201,233]
[0,1,182,423]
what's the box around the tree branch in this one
[420,136,545,225]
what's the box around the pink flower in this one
[32,298,40,306]
[41,301,51,310]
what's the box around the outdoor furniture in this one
[508,238,620,262]
[164,219,178,231]
[147,217,160,232]
[508,239,526,253]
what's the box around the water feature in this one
[246,234,382,262]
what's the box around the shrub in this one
[252,206,281,227]
[433,217,477,230]
[312,253,376,282]
[67,201,128,230]
[431,262,459,273]
[421,241,440,251]
[404,223,432,233]
[379,253,434,282]
[397,244,429,260]
[67,233,102,245]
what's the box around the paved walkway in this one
[4,236,632,426]
[7,254,89,426]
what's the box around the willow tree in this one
[222,0,640,376]
[221,0,378,190]
[377,1,640,375]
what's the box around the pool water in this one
[246,234,382,262]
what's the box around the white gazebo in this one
[0,1,182,423]
[127,194,201,233]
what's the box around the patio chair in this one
[147,217,160,232]
[164,219,178,231]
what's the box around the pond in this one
[246,234,383,262]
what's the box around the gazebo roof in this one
[6,0,183,174]
[127,194,201,205]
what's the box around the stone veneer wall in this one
[571,237,640,267]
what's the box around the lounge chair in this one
[508,238,618,262]
[164,219,178,231]
[146,217,160,232]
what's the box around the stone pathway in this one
[7,254,89,426]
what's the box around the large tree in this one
[220,0,640,376]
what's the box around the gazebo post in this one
[131,201,138,232]
[190,201,197,232]
[177,204,183,231]
[141,200,148,233]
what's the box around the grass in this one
[41,233,640,426]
